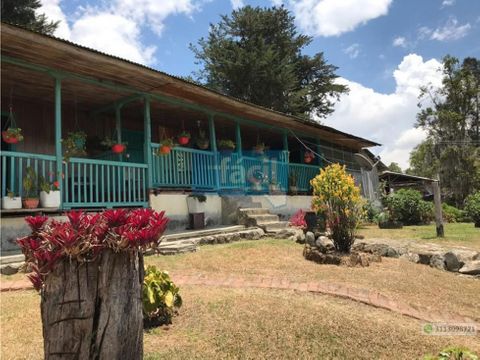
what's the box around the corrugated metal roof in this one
[1,21,381,147]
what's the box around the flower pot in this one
[269,185,279,193]
[178,136,190,145]
[159,146,172,155]
[197,140,209,150]
[304,156,313,164]
[22,198,39,209]
[2,131,20,144]
[2,196,22,210]
[289,186,298,195]
[74,138,86,149]
[112,144,126,154]
[40,190,61,208]
[186,197,206,213]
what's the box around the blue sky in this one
[40,0,480,167]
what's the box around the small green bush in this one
[442,203,470,223]
[383,189,433,225]
[423,346,478,360]
[143,265,182,327]
[465,191,480,226]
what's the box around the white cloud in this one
[291,0,392,37]
[343,43,360,59]
[323,54,443,169]
[441,0,455,7]
[271,0,284,6]
[231,0,245,9]
[392,36,407,48]
[39,0,200,65]
[430,17,471,41]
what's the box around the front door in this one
[122,129,144,163]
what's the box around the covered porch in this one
[1,24,375,211]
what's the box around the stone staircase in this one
[238,208,289,233]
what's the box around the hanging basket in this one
[178,136,190,145]
[2,128,23,144]
[304,152,315,164]
[157,138,175,156]
[112,144,126,154]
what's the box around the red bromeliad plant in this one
[18,208,169,291]
[289,209,307,229]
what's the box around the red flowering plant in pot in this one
[157,138,175,155]
[17,208,169,359]
[2,127,24,144]
[177,131,191,146]
[304,151,315,164]
[101,137,127,154]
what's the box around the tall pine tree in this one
[190,6,347,120]
[1,0,59,35]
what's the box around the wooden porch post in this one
[316,140,323,167]
[143,96,153,191]
[208,114,220,191]
[115,103,123,161]
[54,76,63,209]
[235,121,246,190]
[432,180,444,237]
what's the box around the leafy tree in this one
[387,162,402,173]
[1,0,59,35]
[190,5,348,120]
[409,55,480,207]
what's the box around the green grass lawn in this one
[358,222,480,249]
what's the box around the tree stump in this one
[41,250,143,359]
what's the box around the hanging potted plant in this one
[39,176,61,208]
[157,138,175,155]
[101,137,127,154]
[22,167,39,209]
[196,130,210,150]
[2,127,24,144]
[177,131,191,146]
[304,151,315,164]
[2,189,22,210]
[63,131,87,161]
[218,139,235,152]
[253,142,266,155]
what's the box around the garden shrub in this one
[465,191,480,226]
[363,200,381,224]
[143,265,182,327]
[311,164,363,253]
[383,189,433,225]
[289,209,307,229]
[442,203,469,223]
[423,346,479,360]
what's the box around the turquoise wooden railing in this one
[1,151,56,197]
[151,144,216,189]
[217,152,244,189]
[242,155,289,192]
[62,158,148,208]
[289,163,321,192]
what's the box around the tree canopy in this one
[1,0,59,35]
[408,55,480,207]
[190,5,348,120]
[387,162,403,173]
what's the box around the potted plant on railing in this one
[218,139,235,153]
[63,131,87,161]
[252,142,266,155]
[196,130,210,150]
[39,176,61,208]
[2,127,24,144]
[157,138,175,155]
[101,137,127,154]
[22,166,39,209]
[289,171,298,195]
[2,189,22,210]
[177,131,191,146]
[269,179,280,193]
[304,151,315,164]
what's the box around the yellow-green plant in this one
[310,163,363,253]
[143,265,182,327]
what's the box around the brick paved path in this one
[2,273,478,327]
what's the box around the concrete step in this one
[162,225,246,242]
[247,214,280,223]
[0,254,25,265]
[258,221,290,232]
[238,207,270,215]
[157,241,197,255]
